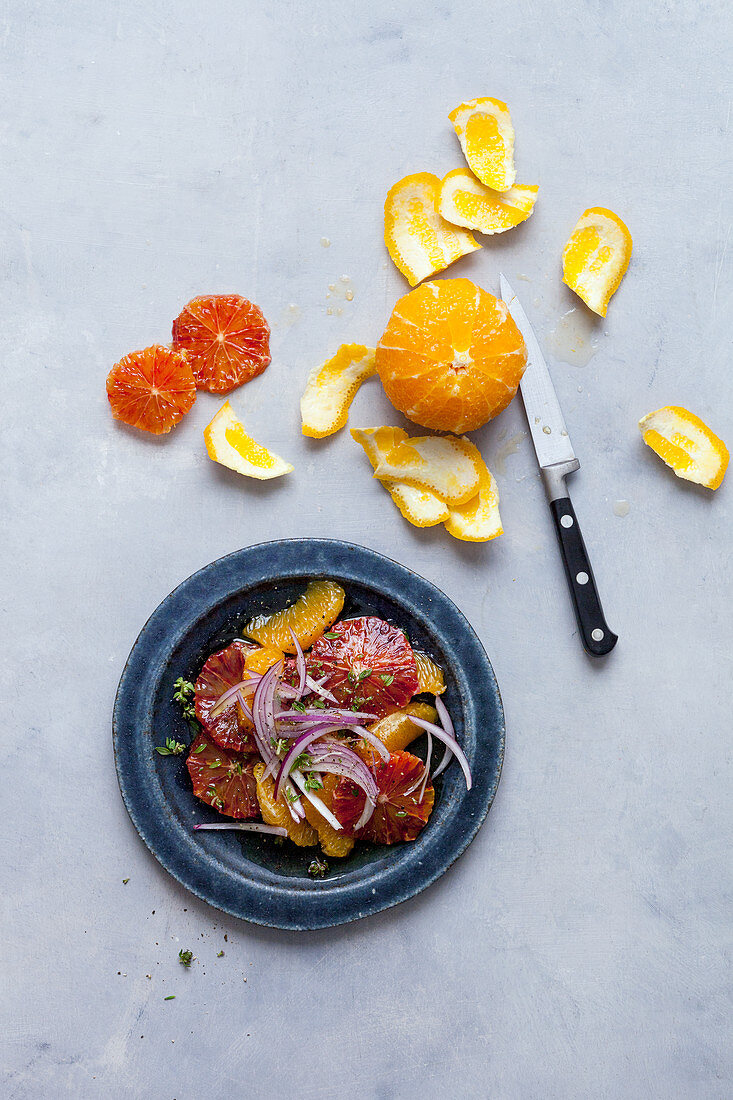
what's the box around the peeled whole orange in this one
[375,278,527,433]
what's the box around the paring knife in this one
[500,274,618,658]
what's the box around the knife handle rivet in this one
[576,572,589,585]
[592,629,605,642]
[560,514,574,528]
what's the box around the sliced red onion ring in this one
[275,725,335,802]
[211,677,261,717]
[408,716,472,790]
[288,628,307,698]
[351,725,390,763]
[274,709,377,723]
[431,695,456,779]
[194,822,287,836]
[304,673,338,703]
[289,769,344,832]
[403,730,432,798]
[250,667,304,821]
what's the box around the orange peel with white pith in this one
[449,97,516,192]
[444,439,502,542]
[439,169,537,235]
[300,344,376,438]
[370,431,482,507]
[204,401,293,480]
[351,426,450,528]
[384,172,480,287]
[562,207,632,316]
[639,406,728,490]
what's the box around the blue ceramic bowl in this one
[113,539,504,929]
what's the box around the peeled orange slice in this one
[639,406,729,490]
[243,579,346,653]
[244,645,284,674]
[414,652,446,695]
[444,440,502,542]
[351,426,450,527]
[371,433,482,506]
[204,401,293,480]
[361,702,439,762]
[439,169,537,235]
[300,344,376,438]
[302,774,355,858]
[449,97,515,192]
[172,294,271,394]
[384,172,480,287]
[562,207,632,316]
[253,762,318,847]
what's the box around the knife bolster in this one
[541,459,581,502]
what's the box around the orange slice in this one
[445,439,502,542]
[171,294,271,394]
[371,432,482,506]
[384,172,480,287]
[449,97,515,192]
[302,775,355,858]
[300,344,376,438]
[242,579,346,652]
[106,345,196,434]
[361,702,439,761]
[375,279,527,434]
[351,426,450,527]
[562,207,632,316]
[204,401,293,480]
[639,407,729,490]
[414,652,446,695]
[244,645,284,674]
[253,762,318,847]
[439,169,537,234]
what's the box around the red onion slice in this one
[408,716,472,790]
[275,725,335,802]
[304,673,338,703]
[210,676,261,717]
[194,822,288,836]
[351,725,390,763]
[431,696,455,779]
[288,628,307,698]
[275,709,377,723]
[289,770,343,831]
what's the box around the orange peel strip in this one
[439,169,537,235]
[301,344,376,438]
[384,172,480,287]
[639,406,729,490]
[449,97,516,192]
[204,401,293,480]
[371,432,482,506]
[562,207,632,317]
[444,438,502,542]
[351,426,450,527]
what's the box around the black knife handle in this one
[549,496,618,657]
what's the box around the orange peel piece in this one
[449,97,515,192]
[444,439,502,542]
[384,172,480,287]
[204,401,293,480]
[439,169,537,234]
[351,426,450,527]
[243,579,346,653]
[639,406,729,490]
[562,207,632,317]
[371,432,482,506]
[301,344,376,438]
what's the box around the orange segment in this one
[204,401,293,480]
[372,433,482,506]
[445,440,502,542]
[414,652,446,695]
[253,763,317,847]
[302,775,355,858]
[301,344,376,438]
[244,645,284,674]
[106,345,196,435]
[562,207,632,316]
[639,406,729,490]
[360,702,439,761]
[243,579,346,653]
[439,169,537,234]
[384,172,480,287]
[376,279,527,434]
[449,98,515,191]
[351,426,450,527]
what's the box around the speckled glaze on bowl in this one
[113,539,504,930]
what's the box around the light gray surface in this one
[2,2,731,1097]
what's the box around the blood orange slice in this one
[332,749,434,844]
[172,294,271,393]
[194,641,258,754]
[106,344,196,434]
[186,733,259,819]
[306,616,419,718]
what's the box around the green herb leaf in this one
[379,673,395,686]
[304,774,324,791]
[122,878,130,884]
[308,857,329,879]
[164,995,176,1001]
[357,668,372,682]
[324,632,340,640]
[217,950,225,958]
[293,752,312,771]
[178,949,194,967]
[193,743,206,754]
[156,736,186,756]
[291,701,307,712]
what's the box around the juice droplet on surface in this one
[613,500,630,517]
[546,308,600,367]
[494,430,527,476]
[320,237,331,247]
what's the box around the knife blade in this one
[500,274,618,658]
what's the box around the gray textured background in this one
[3,2,732,1097]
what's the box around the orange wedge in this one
[302,775,355,858]
[243,579,346,652]
[439,169,537,234]
[362,702,439,758]
[301,344,376,438]
[244,645,284,674]
[371,432,482,506]
[562,207,632,316]
[253,763,317,847]
[351,426,450,527]
[639,406,729,490]
[204,401,293,480]
[384,172,480,287]
[414,652,446,695]
[449,97,515,192]
[444,438,502,542]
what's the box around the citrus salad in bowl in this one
[175,579,471,865]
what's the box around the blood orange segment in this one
[306,616,419,718]
[194,641,258,754]
[106,344,196,434]
[253,762,318,847]
[243,580,346,653]
[186,733,259,819]
[172,294,271,394]
[332,750,434,844]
